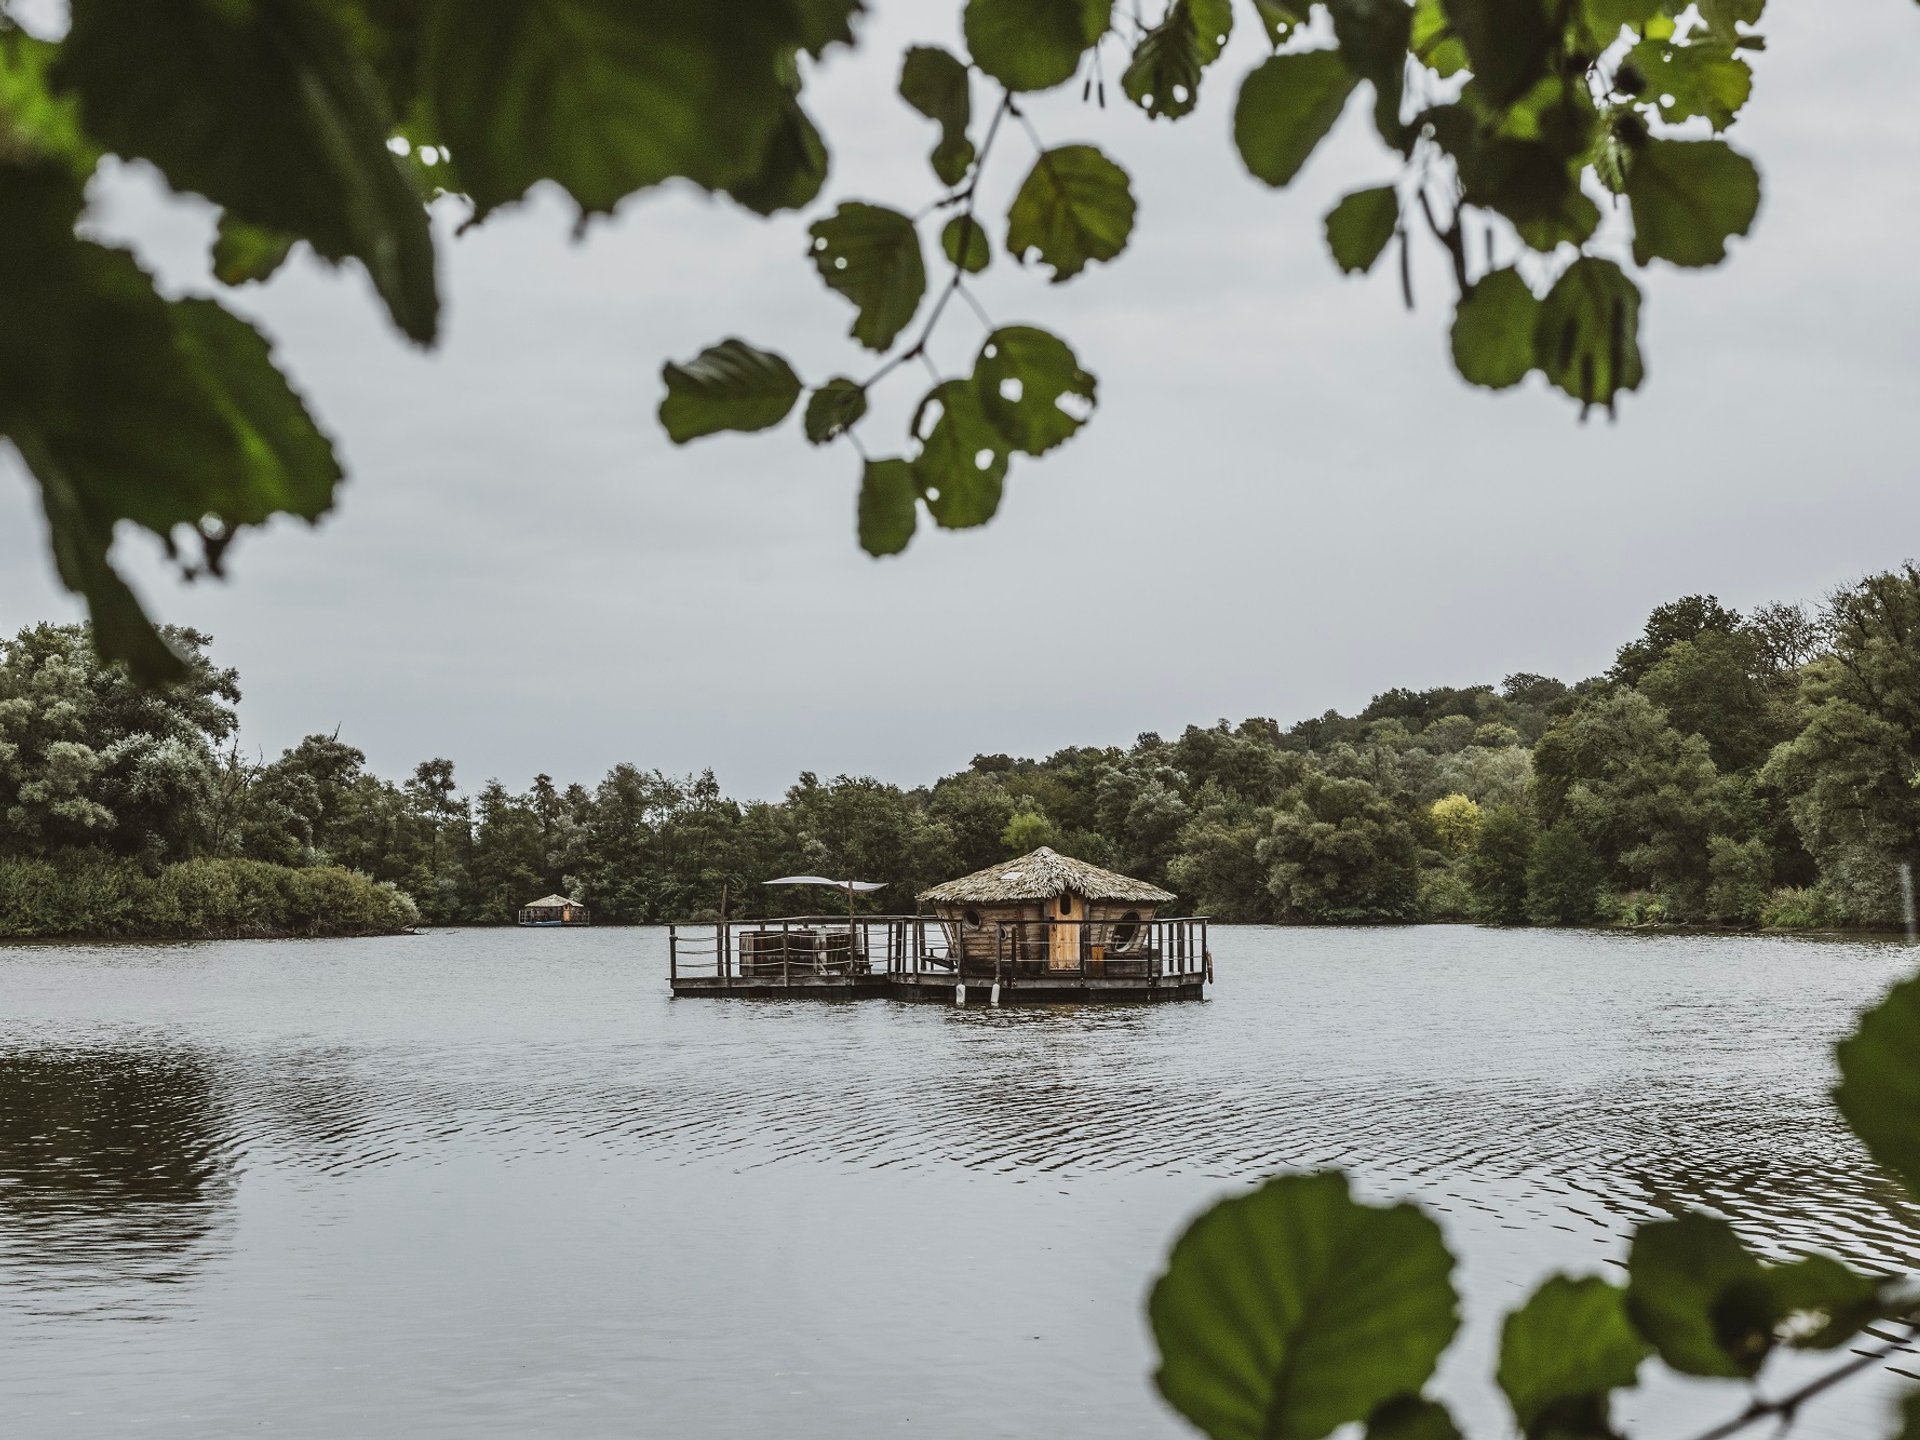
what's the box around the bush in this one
[1526,824,1605,925]
[1705,835,1773,926]
[1417,862,1476,921]
[1611,891,1674,928]
[0,854,418,939]
[1759,886,1844,930]
[1466,804,1536,925]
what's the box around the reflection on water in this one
[1,926,1917,1437]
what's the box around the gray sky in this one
[3,0,1916,800]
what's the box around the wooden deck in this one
[668,915,1211,1003]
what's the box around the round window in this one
[964,907,983,929]
[1110,910,1142,949]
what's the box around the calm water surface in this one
[2,926,1917,1438]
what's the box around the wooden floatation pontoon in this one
[667,848,1211,1002]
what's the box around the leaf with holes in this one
[804,378,867,445]
[1451,268,1538,390]
[1533,258,1643,414]
[1122,0,1233,121]
[212,216,297,286]
[1626,1213,1774,1378]
[1441,0,1553,104]
[1627,138,1759,268]
[1005,145,1136,282]
[1498,1276,1649,1438]
[1324,186,1399,274]
[808,202,927,350]
[60,0,437,343]
[901,46,974,185]
[857,458,917,556]
[1627,37,1752,130]
[912,381,1008,529]
[964,0,1112,93]
[973,327,1095,456]
[1150,1172,1460,1440]
[942,215,991,273]
[658,339,802,443]
[1234,50,1359,188]
[1836,972,1920,1201]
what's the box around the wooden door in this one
[1048,891,1083,970]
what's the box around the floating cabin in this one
[517,893,590,927]
[667,848,1210,1003]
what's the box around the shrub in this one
[1705,835,1773,926]
[1759,886,1844,931]
[1611,891,1674,928]
[1525,824,1605,925]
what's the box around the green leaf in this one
[1253,0,1313,47]
[1515,187,1601,252]
[1762,1255,1885,1351]
[1411,0,1469,76]
[1584,0,1665,42]
[1625,1213,1772,1378]
[0,30,101,179]
[1626,138,1759,268]
[61,0,437,344]
[1451,267,1539,390]
[911,381,1008,529]
[1122,0,1234,121]
[901,46,974,185]
[212,215,297,287]
[1533,257,1643,415]
[1368,1396,1464,1440]
[1835,971,1920,1200]
[1898,1389,1920,1440]
[658,339,802,443]
[423,0,857,218]
[1324,186,1400,274]
[1626,38,1752,130]
[1234,50,1359,188]
[1327,0,1413,88]
[1005,144,1136,282]
[1498,1275,1649,1437]
[1441,0,1553,104]
[808,203,928,351]
[964,0,1112,93]
[1425,105,1577,227]
[857,458,917,556]
[941,214,991,273]
[804,378,867,445]
[726,96,829,216]
[973,327,1095,456]
[1149,1172,1460,1440]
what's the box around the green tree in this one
[1000,809,1058,854]
[1610,594,1742,687]
[1259,773,1420,923]
[1467,803,1536,925]
[1525,822,1604,925]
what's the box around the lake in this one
[2,926,1917,1439]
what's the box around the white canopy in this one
[762,876,888,892]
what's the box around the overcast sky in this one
[3,1,1916,800]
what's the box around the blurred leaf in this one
[424,0,855,220]
[1149,1171,1460,1440]
[658,339,802,443]
[1625,1213,1772,1378]
[1626,138,1759,267]
[1324,185,1399,274]
[1411,0,1469,76]
[941,214,991,273]
[1514,184,1601,252]
[62,0,437,344]
[1835,972,1920,1200]
[808,202,927,350]
[1234,50,1359,187]
[1368,1396,1464,1440]
[1895,1386,1920,1440]
[727,96,829,215]
[0,30,101,178]
[1533,257,1643,414]
[1583,0,1664,41]
[1426,105,1576,227]
[973,326,1095,455]
[1626,38,1752,131]
[1762,1255,1885,1351]
[1252,0,1313,47]
[964,0,1111,93]
[857,458,917,555]
[1327,0,1412,88]
[911,381,1007,529]
[1005,144,1136,282]
[212,215,296,286]
[1498,1275,1649,1437]
[804,377,867,445]
[900,46,974,185]
[1122,0,1233,121]
[1441,0,1553,104]
[1451,267,1538,389]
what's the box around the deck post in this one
[782,918,790,989]
[669,924,678,983]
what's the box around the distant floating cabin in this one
[667,846,1208,1002]
[919,847,1175,971]
[518,893,589,927]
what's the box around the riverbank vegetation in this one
[5,566,1918,932]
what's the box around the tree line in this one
[4,565,1918,933]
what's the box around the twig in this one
[1678,1321,1920,1440]
[1416,187,1469,296]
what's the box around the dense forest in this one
[4,565,1919,937]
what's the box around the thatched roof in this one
[522,894,582,909]
[918,848,1174,906]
